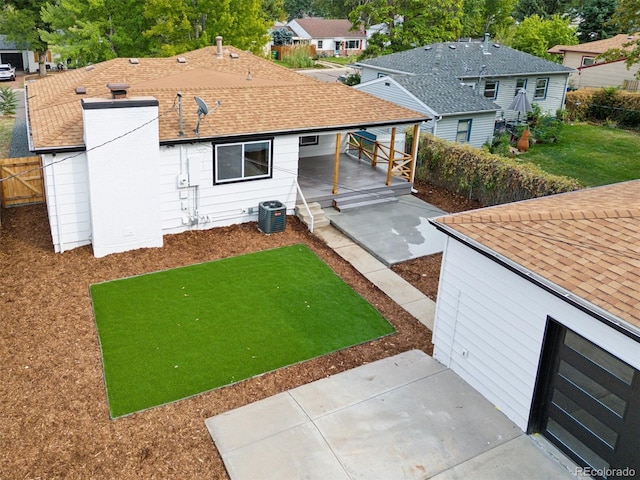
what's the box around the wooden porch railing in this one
[346,130,415,184]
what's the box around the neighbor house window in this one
[515,78,527,95]
[317,40,323,49]
[456,119,472,143]
[484,80,499,99]
[582,56,595,66]
[535,78,549,99]
[346,40,360,49]
[214,140,272,184]
[299,135,319,146]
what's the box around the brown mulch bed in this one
[0,182,478,479]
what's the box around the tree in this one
[513,0,574,20]
[262,0,286,21]
[609,0,640,32]
[272,27,292,45]
[41,0,152,66]
[0,0,51,75]
[351,0,464,57]
[507,14,578,60]
[461,0,517,38]
[576,0,618,41]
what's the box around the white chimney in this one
[216,36,223,59]
[483,33,490,55]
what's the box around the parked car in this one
[0,64,16,81]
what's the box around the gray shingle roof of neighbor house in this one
[357,41,575,78]
[392,74,501,115]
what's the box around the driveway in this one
[206,350,578,480]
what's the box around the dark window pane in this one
[217,144,243,181]
[547,418,610,472]
[244,142,269,178]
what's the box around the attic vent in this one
[448,45,456,49]
[177,57,186,63]
[129,58,139,64]
[75,87,87,95]
[424,46,432,51]
[85,65,95,71]
[493,44,501,48]
[107,83,129,99]
[230,52,239,59]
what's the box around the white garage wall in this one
[433,236,640,431]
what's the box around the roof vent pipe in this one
[107,83,129,99]
[216,36,223,59]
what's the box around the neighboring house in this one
[429,180,640,476]
[25,39,427,257]
[549,34,640,90]
[355,73,500,148]
[0,35,55,72]
[356,38,574,126]
[287,18,366,57]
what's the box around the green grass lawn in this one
[91,245,394,418]
[518,123,640,187]
[0,116,15,157]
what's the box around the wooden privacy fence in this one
[0,156,45,207]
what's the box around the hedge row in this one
[414,134,582,206]
[566,89,640,128]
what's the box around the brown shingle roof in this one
[549,34,640,55]
[293,18,366,38]
[26,46,426,150]
[433,181,640,330]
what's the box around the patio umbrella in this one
[508,88,532,123]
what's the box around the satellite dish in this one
[194,96,209,134]
[195,96,209,116]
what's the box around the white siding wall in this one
[435,113,496,148]
[42,153,91,253]
[360,66,385,84]
[488,74,568,120]
[433,237,640,431]
[44,134,300,254]
[298,133,340,158]
[157,135,299,235]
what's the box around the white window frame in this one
[345,39,360,49]
[299,135,319,146]
[515,78,528,95]
[582,56,595,66]
[456,119,472,143]
[484,80,499,99]
[317,40,323,49]
[535,78,549,99]
[214,139,272,184]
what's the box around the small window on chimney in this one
[75,87,87,95]
[129,58,139,64]
[177,57,186,63]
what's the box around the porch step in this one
[333,190,398,212]
[295,202,330,229]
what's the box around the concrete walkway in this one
[313,224,436,330]
[205,350,578,480]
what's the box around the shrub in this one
[532,116,563,143]
[0,87,17,116]
[281,45,314,68]
[566,88,640,128]
[414,134,581,206]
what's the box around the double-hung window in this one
[484,80,499,99]
[215,139,272,184]
[317,40,323,49]
[456,119,472,143]
[346,40,360,49]
[515,78,527,95]
[535,78,549,99]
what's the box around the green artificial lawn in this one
[91,244,394,418]
[518,123,640,187]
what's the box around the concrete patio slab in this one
[325,195,447,265]
[205,350,578,480]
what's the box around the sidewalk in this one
[313,224,436,330]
